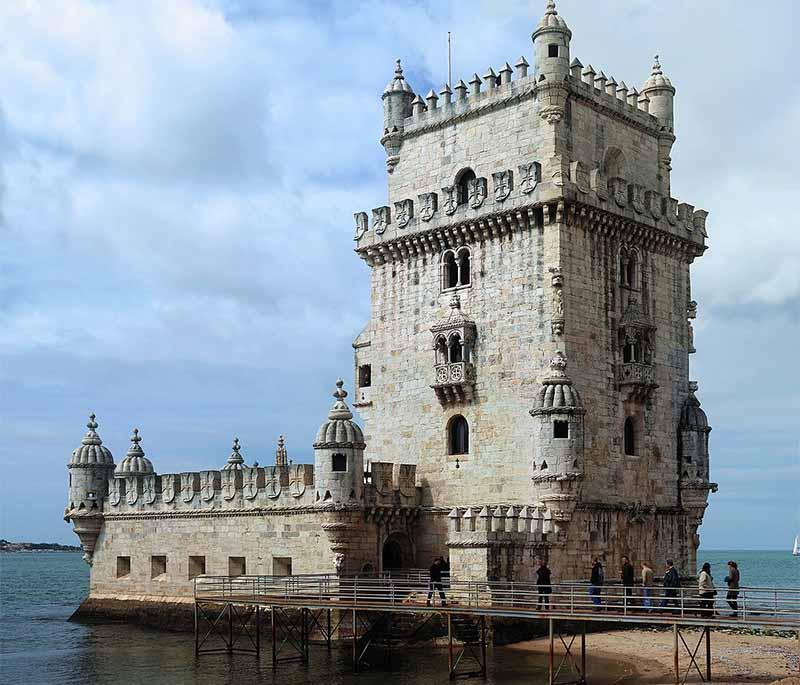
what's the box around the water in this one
[1,551,797,684]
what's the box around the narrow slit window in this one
[624,418,636,456]
[358,364,371,388]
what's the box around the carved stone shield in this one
[372,206,390,234]
[442,186,457,215]
[264,466,281,499]
[221,470,236,501]
[109,478,121,506]
[142,475,156,504]
[573,162,590,194]
[200,471,215,502]
[125,476,138,505]
[372,462,393,496]
[162,474,176,503]
[418,192,437,221]
[394,199,413,228]
[289,465,305,498]
[468,177,486,209]
[519,162,540,194]
[398,464,416,498]
[181,473,195,503]
[492,170,512,202]
[242,467,259,500]
[354,211,368,240]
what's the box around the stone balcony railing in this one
[431,362,475,404]
[618,362,658,400]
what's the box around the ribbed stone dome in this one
[642,55,674,90]
[313,380,365,449]
[681,384,709,432]
[115,428,155,476]
[70,414,115,467]
[383,59,414,95]
[222,437,245,470]
[534,0,571,35]
[532,352,584,413]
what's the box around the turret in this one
[381,59,415,173]
[65,414,115,564]
[222,437,245,470]
[532,0,572,82]
[640,54,675,131]
[313,379,366,503]
[678,382,711,484]
[115,428,155,477]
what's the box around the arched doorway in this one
[381,532,413,572]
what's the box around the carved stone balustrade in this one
[432,361,475,404]
[618,362,658,401]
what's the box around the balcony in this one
[618,362,658,401]
[431,362,475,404]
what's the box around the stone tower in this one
[353,0,715,578]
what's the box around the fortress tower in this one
[353,0,715,579]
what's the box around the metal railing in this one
[194,574,800,629]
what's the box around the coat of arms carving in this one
[142,475,156,504]
[442,186,458,215]
[398,464,416,498]
[394,199,413,228]
[242,467,259,500]
[372,206,390,234]
[418,192,437,221]
[354,211,368,240]
[200,471,216,502]
[492,170,513,202]
[125,476,138,505]
[181,473,195,503]
[221,470,237,501]
[162,474,176,503]
[265,466,281,499]
[519,162,541,194]
[468,177,487,209]
[109,478,121,506]
[289,465,306,497]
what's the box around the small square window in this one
[229,556,246,577]
[151,555,167,579]
[332,453,347,472]
[116,556,131,578]
[188,555,206,580]
[273,557,292,576]
[553,420,569,439]
[548,44,559,58]
[358,364,372,388]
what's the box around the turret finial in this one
[87,413,98,431]
[275,434,288,467]
[131,427,141,445]
[333,378,348,400]
[449,293,461,310]
[545,0,558,15]
[651,54,662,76]
[549,351,568,378]
[223,436,245,470]
[394,59,404,79]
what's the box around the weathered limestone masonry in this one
[64,1,716,622]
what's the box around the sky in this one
[0,0,797,550]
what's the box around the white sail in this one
[794,535,800,556]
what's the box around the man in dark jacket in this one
[621,556,635,609]
[536,557,552,611]
[426,558,446,607]
[659,559,681,611]
[589,558,604,607]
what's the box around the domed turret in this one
[679,382,712,481]
[223,437,245,470]
[641,54,675,131]
[70,414,115,467]
[381,59,416,172]
[530,352,585,480]
[115,428,155,476]
[313,379,366,503]
[532,0,572,83]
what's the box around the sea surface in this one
[0,550,797,685]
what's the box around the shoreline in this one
[510,628,800,684]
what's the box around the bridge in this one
[193,573,800,684]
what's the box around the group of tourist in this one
[426,556,741,617]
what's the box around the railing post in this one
[447,612,454,680]
[673,623,679,685]
[255,605,260,658]
[271,606,277,670]
[705,626,712,682]
[548,617,555,685]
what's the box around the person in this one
[589,557,604,608]
[698,562,716,617]
[641,561,654,611]
[426,557,446,607]
[621,556,635,610]
[659,559,681,612]
[536,557,552,611]
[724,560,740,617]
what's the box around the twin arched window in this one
[442,248,471,290]
[448,415,469,455]
[436,333,465,365]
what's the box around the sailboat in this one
[794,535,800,556]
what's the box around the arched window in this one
[603,147,627,179]
[456,168,476,206]
[623,418,636,456]
[448,415,469,455]
[443,251,458,289]
[623,336,640,363]
[457,248,471,286]
[449,333,463,363]
[435,336,448,365]
[619,248,637,288]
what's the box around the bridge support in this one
[548,618,588,685]
[447,613,487,680]
[673,624,712,684]
[352,609,396,672]
[270,606,310,669]
[194,601,260,656]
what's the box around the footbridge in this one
[193,573,800,684]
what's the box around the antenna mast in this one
[448,31,452,87]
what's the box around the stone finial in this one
[327,379,354,421]
[469,73,482,97]
[688,380,699,393]
[449,293,461,310]
[651,54,662,76]
[276,435,288,467]
[128,428,144,457]
[499,62,513,85]
[440,83,453,105]
[549,351,568,378]
[426,89,439,110]
[224,437,245,470]
[545,0,557,15]
[515,56,529,79]
[82,413,101,445]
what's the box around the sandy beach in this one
[510,629,799,684]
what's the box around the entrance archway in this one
[381,532,413,572]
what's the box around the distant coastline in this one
[0,539,81,552]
